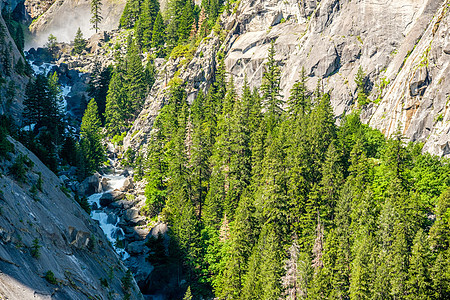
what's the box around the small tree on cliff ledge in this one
[72,28,86,55]
[90,0,103,33]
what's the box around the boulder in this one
[124,208,140,222]
[58,62,69,75]
[59,175,69,184]
[121,177,134,192]
[410,67,429,97]
[109,199,132,210]
[127,256,154,292]
[101,177,110,191]
[126,240,148,256]
[78,172,102,196]
[99,192,114,207]
[111,190,125,201]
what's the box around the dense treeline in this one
[130,42,450,298]
[119,0,227,57]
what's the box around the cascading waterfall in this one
[88,175,130,260]
[26,54,131,261]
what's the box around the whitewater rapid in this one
[88,175,130,260]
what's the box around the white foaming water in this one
[88,175,130,261]
[26,55,71,113]
[31,62,55,76]
[104,174,127,191]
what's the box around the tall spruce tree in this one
[261,40,283,130]
[137,0,159,50]
[178,0,194,43]
[125,37,146,120]
[90,0,102,33]
[105,68,127,136]
[151,12,165,57]
[120,0,141,29]
[80,98,105,175]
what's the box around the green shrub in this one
[44,270,57,284]
[435,114,444,122]
[29,184,39,201]
[111,132,126,146]
[121,269,133,298]
[31,238,41,258]
[75,193,91,214]
[170,44,191,59]
[10,154,31,183]
[87,234,96,251]
[37,172,43,191]
[100,277,109,288]
[60,185,71,198]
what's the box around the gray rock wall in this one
[0,138,143,300]
[28,0,126,48]
[0,13,28,122]
[126,0,450,157]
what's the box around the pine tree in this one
[14,24,24,53]
[105,68,127,136]
[407,229,431,299]
[429,188,450,251]
[430,251,450,299]
[259,223,284,300]
[349,232,374,299]
[189,91,210,218]
[119,0,140,29]
[124,37,146,120]
[166,0,185,50]
[178,0,194,44]
[261,40,283,130]
[288,67,310,118]
[216,194,256,298]
[305,92,336,183]
[151,12,165,57]
[88,64,112,123]
[137,0,160,50]
[80,98,105,175]
[72,27,86,55]
[23,74,61,133]
[90,0,103,33]
[183,286,193,300]
[45,34,57,58]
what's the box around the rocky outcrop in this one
[24,0,55,19]
[28,0,126,47]
[125,0,450,158]
[124,35,221,150]
[370,1,450,157]
[0,138,143,299]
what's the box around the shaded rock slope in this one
[0,13,29,122]
[0,138,143,300]
[126,0,450,158]
[28,0,126,47]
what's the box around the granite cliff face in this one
[126,0,450,158]
[28,0,126,47]
[0,13,28,122]
[0,138,143,300]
